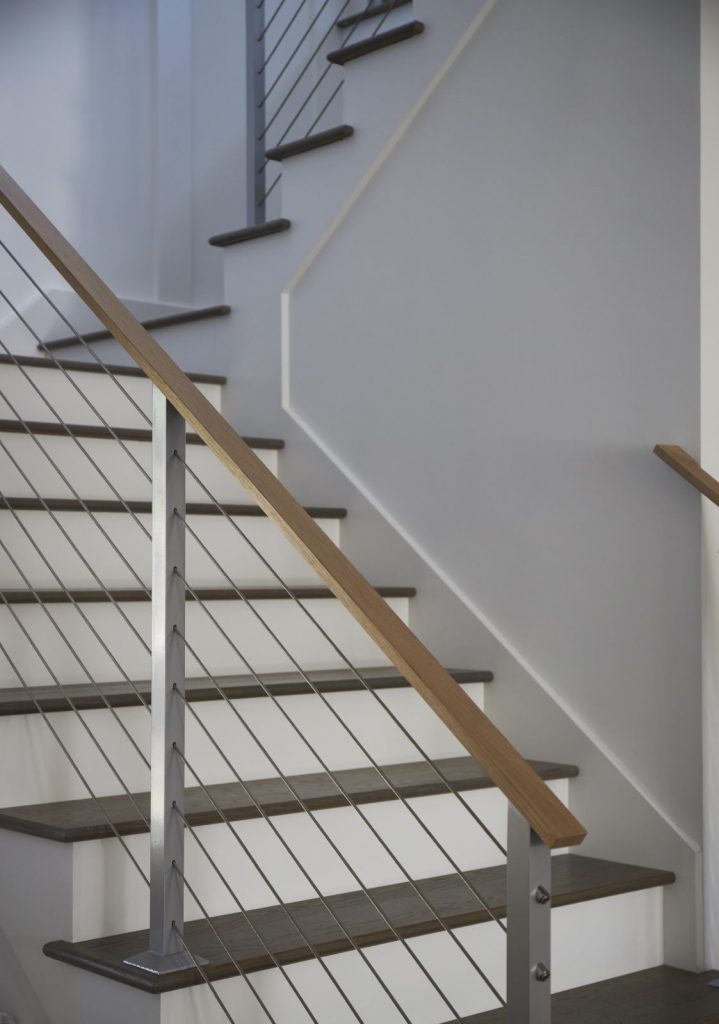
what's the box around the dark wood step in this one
[0,418,283,450]
[0,353,226,386]
[0,667,491,717]
[43,855,675,994]
[447,966,719,1023]
[0,756,572,843]
[337,0,412,30]
[327,20,424,65]
[0,496,346,519]
[0,584,415,605]
[265,125,354,162]
[209,219,291,249]
[40,305,232,352]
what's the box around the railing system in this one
[0,165,585,1022]
[246,0,406,224]
[654,444,719,506]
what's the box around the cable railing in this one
[247,0,408,224]
[0,164,586,1022]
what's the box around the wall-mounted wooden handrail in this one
[654,445,719,506]
[0,165,586,849]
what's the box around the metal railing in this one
[0,164,585,1022]
[246,0,408,224]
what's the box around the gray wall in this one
[289,0,703,838]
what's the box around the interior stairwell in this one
[0,1,712,1022]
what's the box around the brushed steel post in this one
[125,389,204,974]
[247,0,267,225]
[506,806,552,1023]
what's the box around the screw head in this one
[534,962,551,982]
[534,884,551,905]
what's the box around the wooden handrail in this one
[0,165,586,849]
[654,444,719,506]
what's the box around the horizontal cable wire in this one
[176,823,322,1024]
[176,464,508,861]
[0,636,150,886]
[174,745,375,1024]
[0,291,155,493]
[261,0,336,104]
[0,578,151,829]
[176,611,503,1011]
[0,241,152,427]
[0,378,155,664]
[175,678,467,1021]
[0,518,151,773]
[260,0,310,70]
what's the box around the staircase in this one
[0,2,715,1023]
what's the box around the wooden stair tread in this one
[39,305,231,352]
[0,756,574,843]
[43,855,675,994]
[0,418,283,449]
[327,20,424,65]
[337,0,412,29]
[0,584,416,604]
[265,125,354,162]
[448,966,719,1023]
[0,496,346,519]
[0,667,491,716]
[209,219,291,249]
[0,353,226,385]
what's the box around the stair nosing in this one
[208,219,291,249]
[0,353,226,386]
[0,496,346,519]
[327,20,424,65]
[42,855,676,994]
[0,756,572,843]
[0,668,492,718]
[0,418,284,450]
[337,0,412,29]
[38,305,232,352]
[265,125,354,162]
[0,585,416,605]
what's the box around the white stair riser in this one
[0,595,410,691]
[0,365,222,428]
[70,778,566,939]
[157,888,663,1024]
[0,680,484,806]
[0,433,278,503]
[0,510,340,589]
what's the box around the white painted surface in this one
[286,0,702,845]
[702,0,719,971]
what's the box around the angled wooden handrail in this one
[0,165,586,849]
[655,444,719,506]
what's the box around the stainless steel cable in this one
[305,79,344,138]
[260,0,311,70]
[261,0,337,105]
[173,746,373,1024]
[176,619,505,1010]
[0,292,154,490]
[0,636,150,886]
[0,583,151,830]
[176,821,322,1024]
[175,466,508,861]
[175,684,468,1020]
[0,241,152,427]
[0,379,156,666]
[0,521,151,773]
[372,0,401,35]
[258,0,292,42]
[171,925,237,1024]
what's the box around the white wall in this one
[701,0,719,970]
[0,0,249,319]
[287,0,703,842]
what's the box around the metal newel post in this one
[125,389,203,975]
[246,0,267,226]
[506,806,552,1023]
